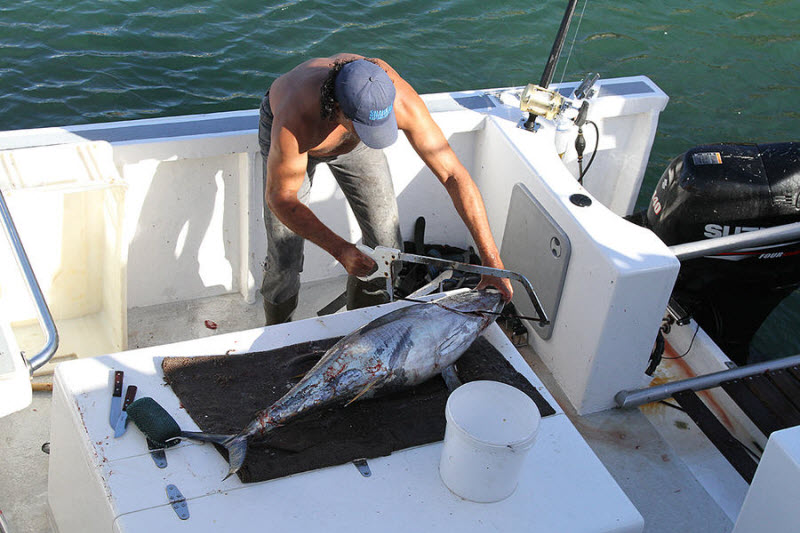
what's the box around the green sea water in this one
[1,0,799,356]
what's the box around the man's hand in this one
[336,243,378,277]
[477,275,513,302]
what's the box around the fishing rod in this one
[517,0,603,185]
[521,0,580,131]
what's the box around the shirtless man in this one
[259,53,512,324]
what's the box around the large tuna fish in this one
[210,289,503,479]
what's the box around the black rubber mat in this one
[162,335,555,483]
[673,390,757,483]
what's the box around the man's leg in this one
[259,91,314,325]
[327,143,403,310]
[260,157,315,324]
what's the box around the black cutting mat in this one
[162,335,555,483]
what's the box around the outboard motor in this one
[631,142,800,365]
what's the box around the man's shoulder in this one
[270,65,324,120]
[267,84,329,153]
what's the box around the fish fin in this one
[221,433,249,481]
[441,364,462,392]
[344,378,382,407]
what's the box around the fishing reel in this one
[519,72,599,132]
[519,84,566,130]
[519,73,602,184]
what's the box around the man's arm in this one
[265,122,375,277]
[387,70,513,300]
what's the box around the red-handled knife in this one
[108,371,124,430]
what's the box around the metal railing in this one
[0,508,12,533]
[615,353,800,408]
[0,189,58,373]
[669,221,800,261]
[615,222,800,408]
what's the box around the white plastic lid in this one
[445,380,540,447]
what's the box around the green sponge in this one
[126,397,181,448]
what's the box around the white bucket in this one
[439,380,541,503]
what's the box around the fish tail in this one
[221,432,249,481]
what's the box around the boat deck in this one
[519,347,735,531]
[0,284,739,533]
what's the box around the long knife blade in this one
[114,385,138,438]
[108,371,124,430]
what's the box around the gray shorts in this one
[258,91,403,308]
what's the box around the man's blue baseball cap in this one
[334,59,398,149]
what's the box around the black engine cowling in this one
[633,142,800,365]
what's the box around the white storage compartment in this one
[0,306,31,417]
[0,142,127,363]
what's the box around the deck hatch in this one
[501,183,571,340]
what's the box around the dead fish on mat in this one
[195,289,503,480]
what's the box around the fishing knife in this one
[113,385,138,438]
[108,371,124,430]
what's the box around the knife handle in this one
[113,371,124,397]
[122,385,137,410]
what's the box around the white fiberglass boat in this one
[1,8,799,533]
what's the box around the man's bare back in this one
[262,54,513,304]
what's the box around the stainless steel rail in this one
[0,189,58,373]
[0,508,12,533]
[394,252,550,325]
[670,221,800,261]
[615,353,800,408]
[615,222,800,407]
